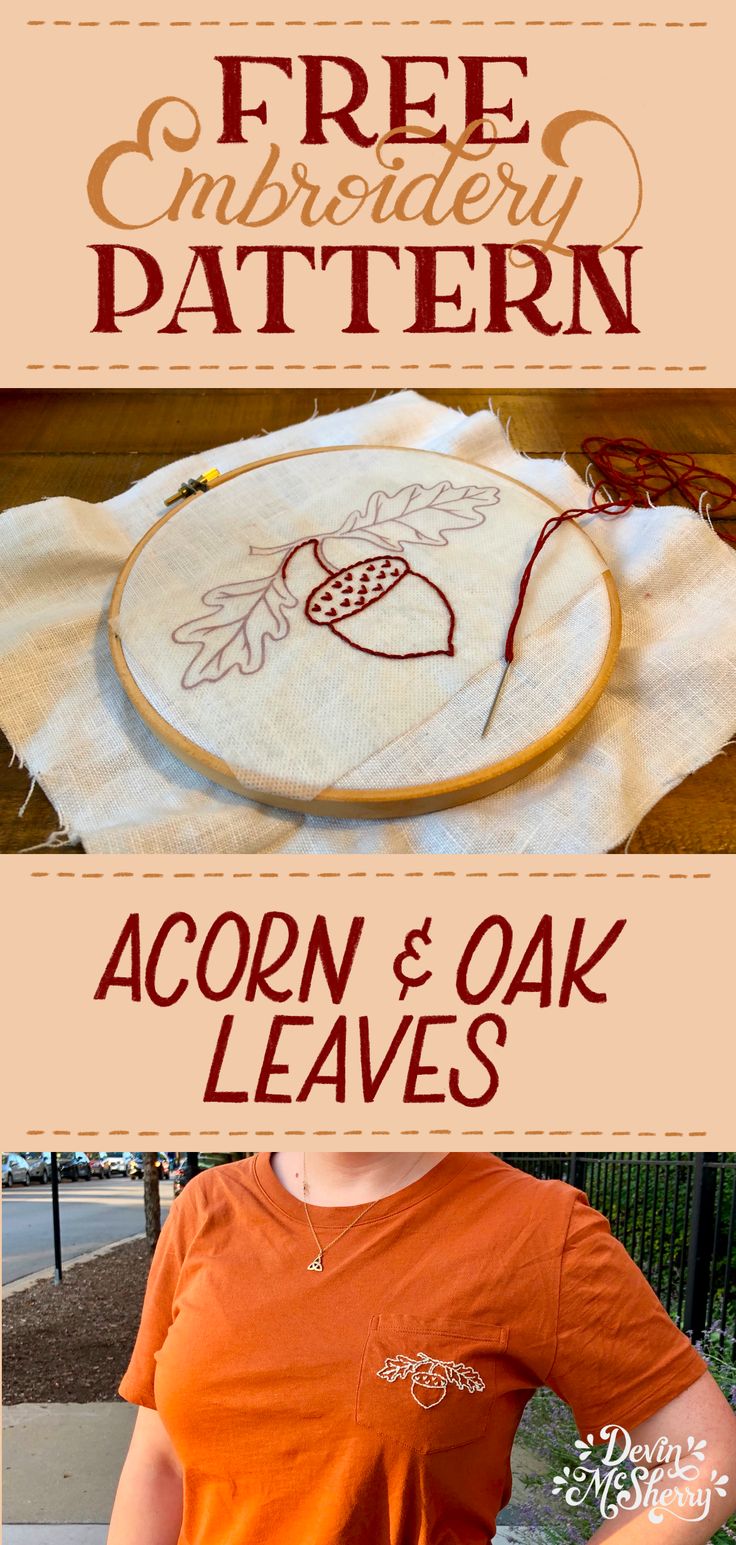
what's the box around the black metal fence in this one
[507,1153,736,1357]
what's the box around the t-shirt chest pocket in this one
[355,1314,509,1455]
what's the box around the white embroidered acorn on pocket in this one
[376,1350,485,1409]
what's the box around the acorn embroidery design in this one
[172,480,501,688]
[376,1350,485,1409]
[301,543,455,661]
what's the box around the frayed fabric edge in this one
[18,775,37,818]
[20,824,75,854]
[5,744,82,852]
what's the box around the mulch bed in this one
[2,1238,153,1403]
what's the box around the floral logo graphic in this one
[171,480,500,688]
[551,1425,729,1527]
[376,1350,485,1409]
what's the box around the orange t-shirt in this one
[119,1153,705,1545]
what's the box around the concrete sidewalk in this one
[2,1403,525,1541]
[3,1403,135,1526]
[4,1530,108,1544]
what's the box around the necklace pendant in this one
[307,1252,324,1273]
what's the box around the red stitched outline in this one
[170,480,479,690]
[322,573,456,660]
[304,551,408,621]
[281,536,332,583]
[284,539,456,660]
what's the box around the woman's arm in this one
[107,1406,183,1545]
[588,1371,736,1541]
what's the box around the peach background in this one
[1,0,733,385]
[0,854,729,1151]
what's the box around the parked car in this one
[88,1153,111,1180]
[106,1152,133,1175]
[127,1152,170,1180]
[171,1159,193,1196]
[172,1153,247,1198]
[25,1152,52,1184]
[2,1153,31,1187]
[57,1151,92,1182]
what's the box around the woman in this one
[110,1151,736,1543]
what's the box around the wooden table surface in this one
[1,387,734,854]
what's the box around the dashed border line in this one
[25,17,711,27]
[23,1128,709,1138]
[24,363,709,374]
[27,869,712,879]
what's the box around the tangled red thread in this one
[582,436,736,524]
[504,436,736,665]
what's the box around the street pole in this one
[50,1152,62,1285]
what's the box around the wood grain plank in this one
[487,390,736,453]
[2,388,735,456]
[0,453,170,508]
[613,744,736,856]
[0,739,82,855]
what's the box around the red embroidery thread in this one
[171,478,496,687]
[503,437,736,665]
[283,539,456,661]
[583,436,736,544]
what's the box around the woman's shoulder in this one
[172,1155,258,1223]
[465,1153,586,1243]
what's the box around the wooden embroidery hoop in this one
[108,445,622,819]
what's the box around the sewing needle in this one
[481,659,512,739]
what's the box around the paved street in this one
[2,1177,172,1284]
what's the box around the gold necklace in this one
[301,1153,428,1273]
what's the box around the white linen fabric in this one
[0,391,734,854]
[115,445,608,799]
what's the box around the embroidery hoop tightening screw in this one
[164,469,220,507]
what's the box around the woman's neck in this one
[270,1151,448,1206]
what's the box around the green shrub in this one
[514,1334,735,1542]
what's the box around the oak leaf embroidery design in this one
[376,1350,486,1409]
[171,480,500,688]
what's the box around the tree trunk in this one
[143,1153,161,1252]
